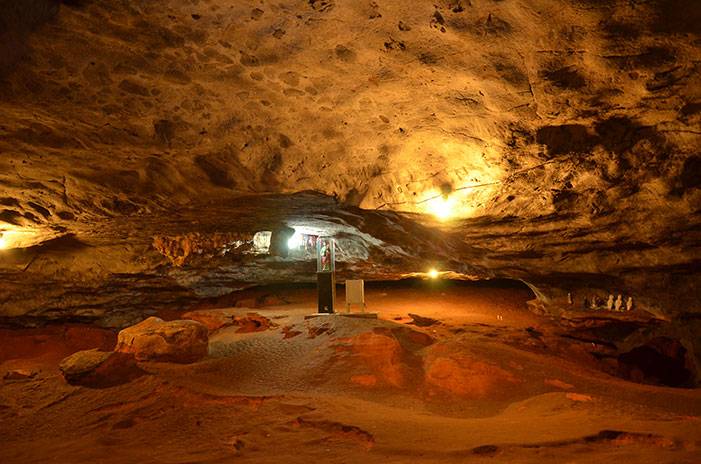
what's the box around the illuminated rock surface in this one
[59,348,144,387]
[0,1,700,461]
[115,316,209,363]
[0,0,699,324]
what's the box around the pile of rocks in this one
[59,317,209,387]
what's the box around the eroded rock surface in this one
[115,317,209,363]
[424,342,521,397]
[59,348,144,387]
[183,308,275,333]
[0,0,698,335]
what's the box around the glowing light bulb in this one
[428,268,439,279]
[427,195,455,221]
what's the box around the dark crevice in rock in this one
[618,337,696,387]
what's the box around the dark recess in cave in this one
[618,337,696,388]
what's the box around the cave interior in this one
[0,0,700,463]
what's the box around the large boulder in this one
[59,349,144,387]
[116,317,209,363]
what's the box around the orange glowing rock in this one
[566,393,593,402]
[423,344,520,397]
[545,378,575,390]
[351,374,378,387]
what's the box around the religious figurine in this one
[606,294,614,311]
[614,295,623,311]
[567,292,573,305]
[320,241,330,271]
[626,296,634,312]
[590,296,600,310]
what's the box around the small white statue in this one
[567,293,573,305]
[626,296,634,312]
[606,294,614,311]
[614,295,623,312]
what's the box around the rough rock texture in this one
[424,342,520,397]
[3,368,37,381]
[337,331,410,388]
[333,325,434,388]
[59,348,144,387]
[182,308,275,333]
[115,317,209,363]
[182,308,240,331]
[0,1,699,332]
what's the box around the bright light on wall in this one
[428,268,439,279]
[252,231,272,253]
[427,195,456,221]
[0,227,45,250]
[287,232,303,250]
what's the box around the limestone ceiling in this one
[0,0,699,322]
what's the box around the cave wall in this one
[0,0,699,325]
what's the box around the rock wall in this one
[0,1,699,325]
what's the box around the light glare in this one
[428,268,439,279]
[287,232,303,250]
[427,195,455,221]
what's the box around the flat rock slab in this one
[116,317,209,363]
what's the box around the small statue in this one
[606,294,614,311]
[614,295,623,312]
[567,292,573,305]
[591,296,600,310]
[320,242,331,271]
[626,296,634,312]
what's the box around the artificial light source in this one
[428,268,439,279]
[0,227,49,250]
[287,232,303,250]
[426,194,456,221]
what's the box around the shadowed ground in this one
[1,281,699,463]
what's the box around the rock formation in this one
[1,3,700,462]
[59,348,144,387]
[115,317,209,363]
[0,1,697,342]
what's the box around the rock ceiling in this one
[0,0,699,324]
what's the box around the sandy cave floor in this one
[1,281,700,463]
